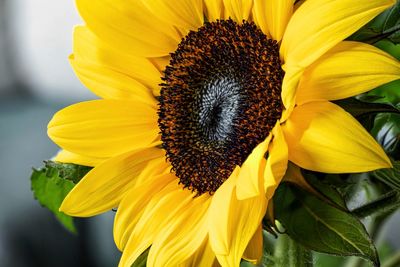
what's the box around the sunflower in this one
[48,0,399,266]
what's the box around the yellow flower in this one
[48,0,399,266]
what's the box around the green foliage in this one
[44,161,92,184]
[301,172,348,210]
[371,114,400,159]
[334,98,399,118]
[349,0,400,44]
[31,167,77,233]
[31,161,91,233]
[274,183,379,267]
[373,160,400,190]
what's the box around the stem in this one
[274,234,313,267]
[351,191,400,218]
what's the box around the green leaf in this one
[131,249,149,267]
[31,168,77,233]
[44,161,92,183]
[274,183,379,266]
[333,98,399,118]
[371,113,400,159]
[349,0,400,44]
[302,172,348,210]
[31,161,92,233]
[363,80,400,107]
[376,39,400,60]
[373,160,400,191]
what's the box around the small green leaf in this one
[333,98,399,118]
[31,161,92,233]
[373,160,400,191]
[31,168,76,233]
[131,249,149,267]
[274,183,379,266]
[45,161,92,183]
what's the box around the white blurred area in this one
[0,1,118,266]
[0,0,93,100]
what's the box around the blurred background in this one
[0,1,399,267]
[0,0,119,266]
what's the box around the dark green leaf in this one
[31,161,91,233]
[363,80,400,107]
[314,252,346,267]
[333,98,399,118]
[349,1,400,44]
[371,113,400,159]
[45,161,92,183]
[376,39,400,60]
[31,168,76,233]
[373,160,400,190]
[131,249,149,267]
[274,184,379,266]
[302,172,348,210]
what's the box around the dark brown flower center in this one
[158,19,283,195]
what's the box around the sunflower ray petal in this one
[282,101,392,173]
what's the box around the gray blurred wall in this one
[1,0,94,101]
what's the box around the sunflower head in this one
[159,19,283,194]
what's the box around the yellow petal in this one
[208,167,239,256]
[76,0,180,57]
[143,0,203,34]
[280,0,395,68]
[118,182,198,267]
[48,100,158,158]
[236,134,272,200]
[264,124,288,197]
[72,26,162,95]
[54,149,106,167]
[209,168,267,267]
[282,101,392,173]
[59,148,164,216]
[280,65,304,121]
[265,0,293,42]
[147,195,211,267]
[113,159,172,250]
[294,0,306,11]
[252,0,270,36]
[222,0,253,22]
[70,57,156,104]
[204,0,223,22]
[178,238,216,267]
[148,56,171,96]
[296,41,400,104]
[243,225,263,265]
[283,162,324,199]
